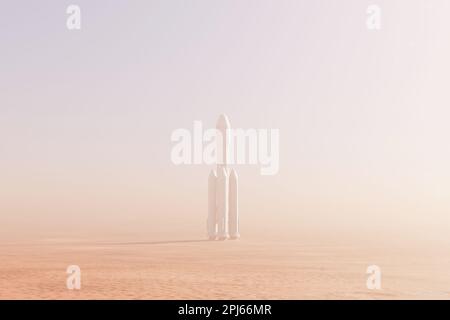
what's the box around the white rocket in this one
[207,114,240,241]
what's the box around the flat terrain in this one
[1,238,450,299]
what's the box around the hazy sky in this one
[1,1,450,243]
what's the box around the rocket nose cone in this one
[216,114,231,129]
[217,167,228,178]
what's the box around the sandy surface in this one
[1,238,450,299]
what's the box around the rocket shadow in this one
[107,239,211,246]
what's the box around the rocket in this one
[228,168,239,239]
[207,114,240,241]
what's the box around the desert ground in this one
[1,236,450,300]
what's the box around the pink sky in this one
[1,1,450,245]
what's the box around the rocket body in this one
[216,167,229,240]
[207,170,218,240]
[206,114,240,241]
[216,114,231,172]
[228,168,239,239]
